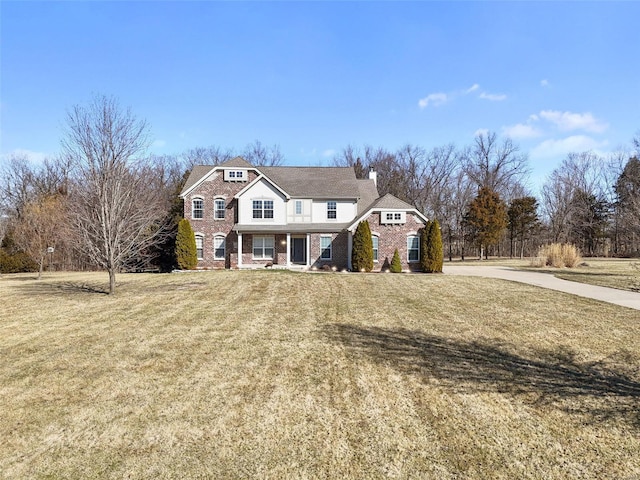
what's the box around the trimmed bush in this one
[531,243,582,268]
[352,220,373,272]
[175,218,197,270]
[421,220,443,273]
[390,249,402,273]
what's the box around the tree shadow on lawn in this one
[16,281,109,296]
[323,323,640,429]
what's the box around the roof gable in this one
[219,156,254,168]
[347,193,428,231]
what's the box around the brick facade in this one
[184,169,258,269]
[365,211,425,272]
[182,163,426,271]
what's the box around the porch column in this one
[347,230,353,270]
[306,233,311,267]
[286,233,291,267]
[237,232,243,268]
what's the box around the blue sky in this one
[2,1,639,189]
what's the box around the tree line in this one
[1,95,638,292]
[332,133,640,260]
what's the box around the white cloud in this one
[539,110,608,133]
[540,79,550,87]
[465,84,480,94]
[474,128,489,137]
[152,139,167,149]
[479,92,507,101]
[418,93,448,108]
[322,149,336,158]
[0,148,50,164]
[530,135,609,160]
[502,123,542,139]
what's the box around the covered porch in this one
[232,224,350,270]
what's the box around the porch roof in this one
[233,223,349,234]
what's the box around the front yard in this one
[1,270,638,479]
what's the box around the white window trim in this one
[252,198,275,221]
[381,210,406,225]
[327,201,337,221]
[407,233,420,263]
[252,235,275,260]
[214,197,226,220]
[213,235,225,260]
[320,235,332,260]
[371,234,379,263]
[195,233,204,260]
[192,196,204,220]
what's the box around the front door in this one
[291,237,306,264]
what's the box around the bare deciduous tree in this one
[464,131,530,198]
[63,95,167,294]
[243,140,284,166]
[0,153,35,219]
[13,195,67,279]
[181,146,234,168]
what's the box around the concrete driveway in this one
[443,265,640,311]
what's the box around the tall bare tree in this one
[63,95,167,294]
[464,131,530,198]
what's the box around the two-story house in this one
[179,157,428,271]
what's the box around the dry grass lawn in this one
[1,270,639,479]
[550,258,640,292]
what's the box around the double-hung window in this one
[327,201,337,220]
[195,235,204,259]
[192,198,204,219]
[214,199,225,220]
[407,235,419,262]
[214,236,225,260]
[372,236,379,262]
[320,236,332,260]
[253,236,274,259]
[253,199,274,219]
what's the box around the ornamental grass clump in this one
[531,243,582,268]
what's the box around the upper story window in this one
[407,235,420,262]
[295,200,303,215]
[195,234,204,259]
[192,198,204,219]
[224,169,247,182]
[327,201,337,220]
[253,199,274,219]
[214,199,225,220]
[372,235,379,262]
[381,211,406,225]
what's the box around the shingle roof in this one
[259,166,362,199]
[367,193,417,211]
[180,161,382,216]
[180,165,214,196]
[219,156,254,168]
[356,179,379,214]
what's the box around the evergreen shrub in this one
[175,218,197,270]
